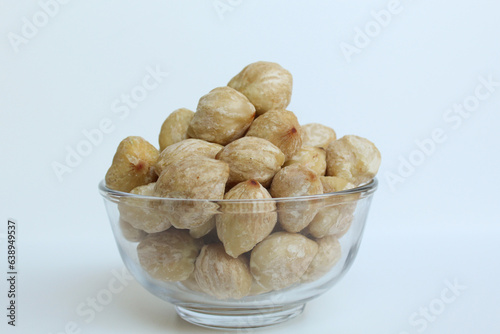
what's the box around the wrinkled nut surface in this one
[249,279,272,296]
[194,244,253,299]
[158,108,195,152]
[118,182,172,233]
[105,136,159,192]
[155,138,223,177]
[250,232,318,290]
[187,86,256,145]
[216,180,277,258]
[320,176,355,193]
[302,123,337,148]
[270,164,323,232]
[301,235,342,282]
[137,229,202,282]
[119,219,147,242]
[246,109,302,159]
[216,137,285,188]
[326,135,381,185]
[154,157,229,229]
[189,217,215,239]
[228,61,293,115]
[284,146,327,176]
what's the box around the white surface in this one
[1,0,500,333]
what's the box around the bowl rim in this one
[98,178,378,203]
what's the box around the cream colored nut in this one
[187,86,256,145]
[227,61,293,115]
[301,236,341,282]
[118,182,172,233]
[158,108,194,152]
[189,217,215,239]
[105,136,159,192]
[154,156,229,229]
[270,164,323,232]
[326,135,381,185]
[216,180,277,258]
[320,176,355,193]
[137,229,202,282]
[216,137,285,188]
[246,110,302,159]
[249,279,272,296]
[283,146,327,176]
[155,138,223,177]
[194,244,253,299]
[181,273,204,293]
[250,232,318,290]
[119,219,147,242]
[302,123,337,148]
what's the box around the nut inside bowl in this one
[98,178,378,330]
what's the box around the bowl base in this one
[175,303,305,330]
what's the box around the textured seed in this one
[320,176,355,193]
[137,229,202,282]
[187,86,256,145]
[194,244,253,299]
[189,217,216,239]
[227,61,293,115]
[326,135,381,185]
[301,236,341,282]
[118,182,172,233]
[301,123,337,148]
[119,219,147,242]
[250,232,318,290]
[158,108,195,152]
[270,164,323,232]
[283,146,327,176]
[105,136,159,192]
[246,110,303,159]
[216,137,285,188]
[155,138,223,177]
[216,180,277,258]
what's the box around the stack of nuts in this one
[105,61,381,300]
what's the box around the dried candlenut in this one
[250,232,318,290]
[326,135,381,185]
[216,180,277,258]
[194,244,253,299]
[216,137,285,188]
[302,123,337,148]
[246,110,302,159]
[301,236,341,282]
[105,136,159,192]
[137,229,202,282]
[158,108,194,152]
[119,219,147,242]
[283,146,327,176]
[188,86,256,145]
[228,61,293,115]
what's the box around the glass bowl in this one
[98,178,378,330]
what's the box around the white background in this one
[1,0,499,333]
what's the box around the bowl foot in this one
[175,303,305,330]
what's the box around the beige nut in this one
[227,61,293,115]
[194,244,253,299]
[249,279,272,296]
[270,164,323,232]
[302,123,337,148]
[320,176,355,193]
[119,219,147,242]
[187,86,256,145]
[189,217,216,239]
[181,273,204,293]
[246,109,302,159]
[326,135,381,185]
[301,235,342,282]
[158,108,194,152]
[155,138,223,177]
[250,232,318,290]
[105,136,159,192]
[118,182,172,233]
[283,146,327,176]
[154,156,229,229]
[216,180,277,258]
[137,229,202,282]
[216,137,285,188]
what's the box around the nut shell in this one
[158,108,195,152]
[187,86,256,145]
[301,235,341,282]
[284,146,327,176]
[246,109,302,159]
[228,61,293,115]
[216,137,285,188]
[302,123,337,148]
[105,136,159,192]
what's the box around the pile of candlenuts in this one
[105,61,381,300]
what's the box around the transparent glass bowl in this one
[98,178,378,330]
